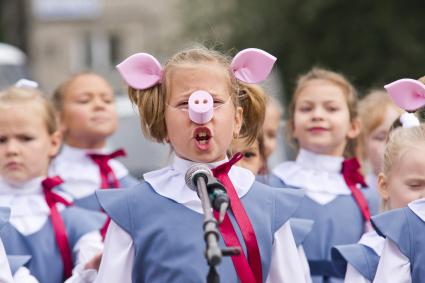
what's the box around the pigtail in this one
[128,85,167,143]
[237,83,267,145]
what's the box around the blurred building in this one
[26,0,190,174]
[29,0,184,92]
[1,0,289,174]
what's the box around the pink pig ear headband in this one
[116,48,277,90]
[385,78,425,128]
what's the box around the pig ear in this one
[385,78,425,111]
[231,48,277,84]
[116,53,163,90]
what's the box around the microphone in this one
[185,164,229,223]
[185,164,211,192]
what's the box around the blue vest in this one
[331,243,379,281]
[96,181,304,283]
[290,218,314,247]
[267,174,376,283]
[0,206,105,283]
[7,255,31,275]
[73,174,140,211]
[372,207,425,283]
[0,207,10,230]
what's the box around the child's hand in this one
[84,252,103,271]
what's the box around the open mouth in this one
[194,127,212,149]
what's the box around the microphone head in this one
[185,163,212,191]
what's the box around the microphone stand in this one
[195,175,240,283]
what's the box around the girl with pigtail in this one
[94,46,309,283]
[330,77,425,283]
[368,77,425,283]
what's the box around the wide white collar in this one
[49,144,129,198]
[272,148,350,205]
[358,230,385,256]
[408,198,425,222]
[144,155,255,214]
[0,177,66,235]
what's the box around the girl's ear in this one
[233,106,243,136]
[377,172,390,200]
[347,117,361,139]
[49,131,63,158]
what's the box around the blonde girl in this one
[94,46,309,283]
[269,67,376,283]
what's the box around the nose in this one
[311,106,325,121]
[188,90,214,124]
[5,139,19,156]
[93,96,107,110]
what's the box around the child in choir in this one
[94,46,308,283]
[370,77,425,283]
[268,68,377,283]
[0,84,105,283]
[358,89,402,207]
[49,72,139,213]
[231,134,265,175]
[231,131,313,283]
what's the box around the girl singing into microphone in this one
[94,46,310,283]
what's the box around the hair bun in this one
[15,79,39,89]
[400,112,420,128]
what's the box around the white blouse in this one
[0,177,103,283]
[373,198,425,283]
[49,145,129,199]
[95,155,309,283]
[272,148,350,204]
[344,230,384,283]
[0,238,14,283]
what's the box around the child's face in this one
[0,102,61,185]
[165,63,242,163]
[61,74,118,149]
[364,106,400,176]
[378,145,425,209]
[292,79,359,156]
[232,139,263,175]
[263,104,280,158]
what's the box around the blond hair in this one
[380,125,425,210]
[358,89,402,161]
[128,46,266,145]
[286,67,359,157]
[0,87,58,134]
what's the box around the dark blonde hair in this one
[358,89,402,161]
[128,46,266,145]
[52,71,111,112]
[286,67,359,158]
[0,87,58,134]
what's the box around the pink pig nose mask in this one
[166,90,230,124]
[188,90,214,124]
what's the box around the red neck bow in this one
[341,158,370,222]
[88,149,126,239]
[42,176,73,279]
[87,149,126,189]
[212,153,262,283]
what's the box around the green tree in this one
[183,0,425,102]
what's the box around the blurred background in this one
[0,0,424,175]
